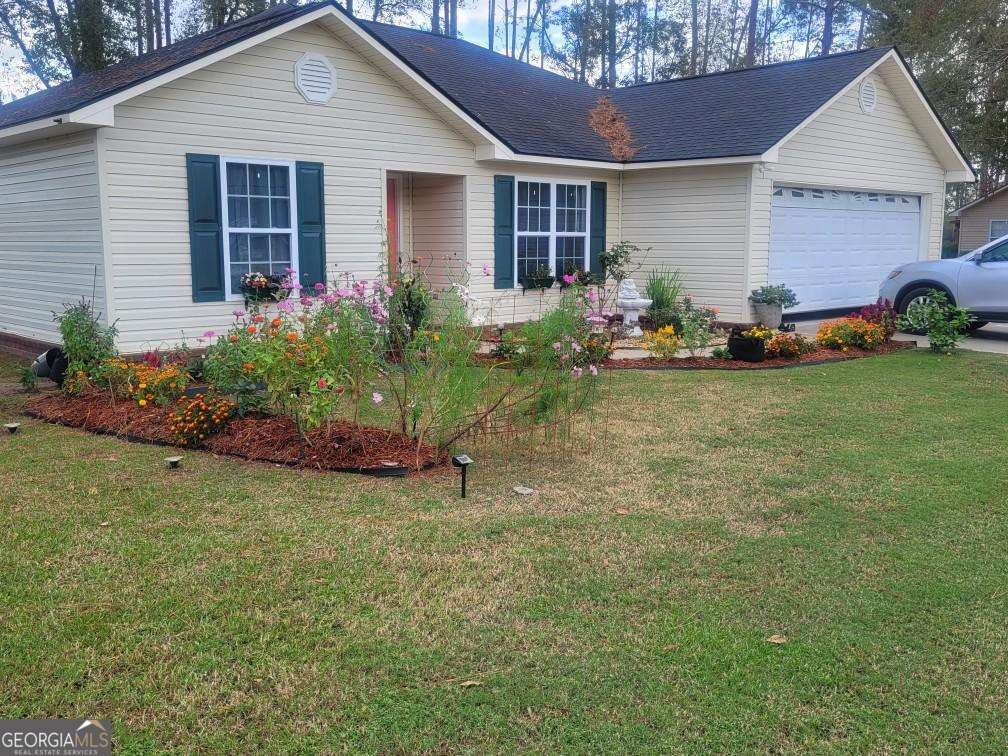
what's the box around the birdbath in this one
[617,279,652,337]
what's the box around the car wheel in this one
[897,287,939,335]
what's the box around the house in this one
[0,0,974,354]
[951,185,1008,253]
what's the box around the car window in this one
[981,240,1008,263]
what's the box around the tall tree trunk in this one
[153,0,162,48]
[163,0,172,44]
[689,0,698,75]
[578,0,588,81]
[856,6,865,49]
[822,0,835,55]
[134,0,144,54]
[510,0,518,57]
[701,0,712,72]
[45,0,79,75]
[650,0,658,79]
[432,0,441,33]
[488,0,495,50]
[743,0,758,67]
[607,0,616,86]
[144,0,155,52]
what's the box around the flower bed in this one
[603,340,912,370]
[25,391,437,474]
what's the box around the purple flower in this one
[572,342,582,353]
[482,264,492,277]
[383,285,393,296]
[277,299,295,313]
[232,309,246,318]
[586,289,597,302]
[337,287,352,298]
[552,342,562,351]
[589,364,598,376]
[562,273,575,285]
[300,296,314,307]
[571,366,583,379]
[201,329,215,339]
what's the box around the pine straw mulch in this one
[602,340,914,371]
[24,391,440,475]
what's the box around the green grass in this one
[1,349,1007,752]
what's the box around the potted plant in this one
[240,271,289,304]
[727,325,773,362]
[521,264,555,292]
[749,284,799,328]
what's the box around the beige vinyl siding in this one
[466,168,619,326]
[0,131,106,344]
[958,193,1008,251]
[749,70,948,315]
[410,173,465,290]
[620,165,752,321]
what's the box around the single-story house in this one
[951,185,1008,252]
[0,0,974,353]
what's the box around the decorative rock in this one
[512,485,534,496]
[616,278,653,337]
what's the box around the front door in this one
[386,175,401,277]
[958,239,1008,316]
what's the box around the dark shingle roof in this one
[0,0,890,163]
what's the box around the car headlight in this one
[886,269,903,280]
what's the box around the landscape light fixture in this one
[451,454,473,498]
[5,422,20,434]
[164,456,183,470]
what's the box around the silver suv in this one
[878,235,1008,328]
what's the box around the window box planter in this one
[522,275,555,292]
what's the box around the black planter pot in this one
[49,353,69,387]
[727,335,766,363]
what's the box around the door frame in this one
[385,172,405,276]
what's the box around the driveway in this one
[794,320,1008,354]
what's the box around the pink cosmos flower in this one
[482,264,492,277]
[372,392,384,404]
[337,287,352,298]
[562,273,575,285]
[572,342,582,353]
[589,364,598,376]
[383,285,393,296]
[571,367,583,379]
[586,289,597,303]
[552,342,562,351]
[314,282,325,292]
[300,296,314,307]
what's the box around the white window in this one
[220,157,298,299]
[514,179,590,287]
[989,219,1008,242]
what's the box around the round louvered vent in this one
[295,52,337,104]
[858,77,877,114]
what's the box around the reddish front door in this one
[386,177,399,276]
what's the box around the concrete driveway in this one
[794,320,1008,354]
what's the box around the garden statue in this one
[617,278,651,337]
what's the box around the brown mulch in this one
[602,340,914,370]
[24,391,439,474]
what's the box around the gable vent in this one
[295,52,336,104]
[859,77,877,114]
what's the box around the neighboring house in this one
[952,185,1008,253]
[0,0,974,353]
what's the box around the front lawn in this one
[1,349,1006,751]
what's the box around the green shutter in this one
[185,153,225,302]
[295,161,326,289]
[493,175,515,289]
[589,181,607,280]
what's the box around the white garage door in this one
[769,186,921,312]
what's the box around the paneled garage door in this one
[769,186,921,312]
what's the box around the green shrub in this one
[750,284,799,308]
[898,290,971,354]
[54,299,117,389]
